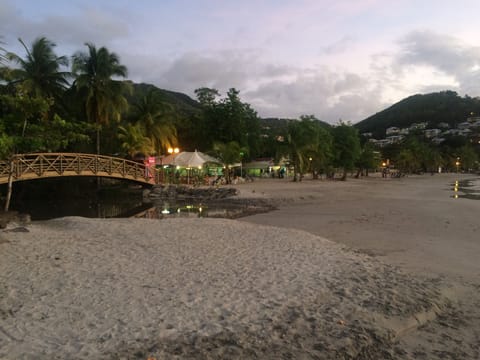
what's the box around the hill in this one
[355,91,480,138]
[127,82,202,117]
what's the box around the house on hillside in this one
[424,129,442,138]
[444,129,472,136]
[458,121,471,130]
[386,127,400,135]
[386,135,404,144]
[409,122,427,130]
[466,116,480,123]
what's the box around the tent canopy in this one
[170,151,221,168]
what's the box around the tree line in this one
[1,36,478,193]
[0,37,367,181]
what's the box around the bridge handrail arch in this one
[0,153,157,185]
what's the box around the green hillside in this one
[355,91,480,138]
[127,82,202,117]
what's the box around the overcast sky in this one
[2,0,480,123]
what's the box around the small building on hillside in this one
[386,127,400,135]
[424,129,442,138]
[410,122,427,130]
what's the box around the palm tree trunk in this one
[96,126,100,155]
[95,121,101,189]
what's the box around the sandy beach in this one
[1,173,479,359]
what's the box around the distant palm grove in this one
[1,37,479,184]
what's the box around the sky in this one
[2,0,480,124]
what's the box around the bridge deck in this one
[0,153,157,185]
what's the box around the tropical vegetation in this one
[1,36,479,202]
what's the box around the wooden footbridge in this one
[0,153,158,185]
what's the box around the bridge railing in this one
[0,153,157,185]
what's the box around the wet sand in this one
[237,173,480,358]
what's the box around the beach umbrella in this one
[171,150,221,167]
[171,151,222,184]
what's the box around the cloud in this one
[395,30,480,95]
[132,49,294,96]
[5,0,480,125]
[160,51,251,92]
[122,45,391,123]
[322,36,356,55]
[244,67,387,122]
[134,48,386,123]
[0,1,129,55]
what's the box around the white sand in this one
[1,173,479,359]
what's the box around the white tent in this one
[171,150,221,168]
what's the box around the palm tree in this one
[118,123,153,159]
[7,37,70,100]
[72,43,130,154]
[212,141,245,184]
[2,37,70,211]
[283,119,318,181]
[132,89,177,154]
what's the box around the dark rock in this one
[148,185,238,201]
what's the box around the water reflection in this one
[6,178,272,220]
[133,200,258,219]
[451,178,480,200]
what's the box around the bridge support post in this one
[3,158,15,212]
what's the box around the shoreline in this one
[236,173,480,280]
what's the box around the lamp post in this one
[455,157,460,173]
[167,147,180,183]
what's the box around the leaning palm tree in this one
[72,43,130,154]
[132,89,177,154]
[7,37,70,100]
